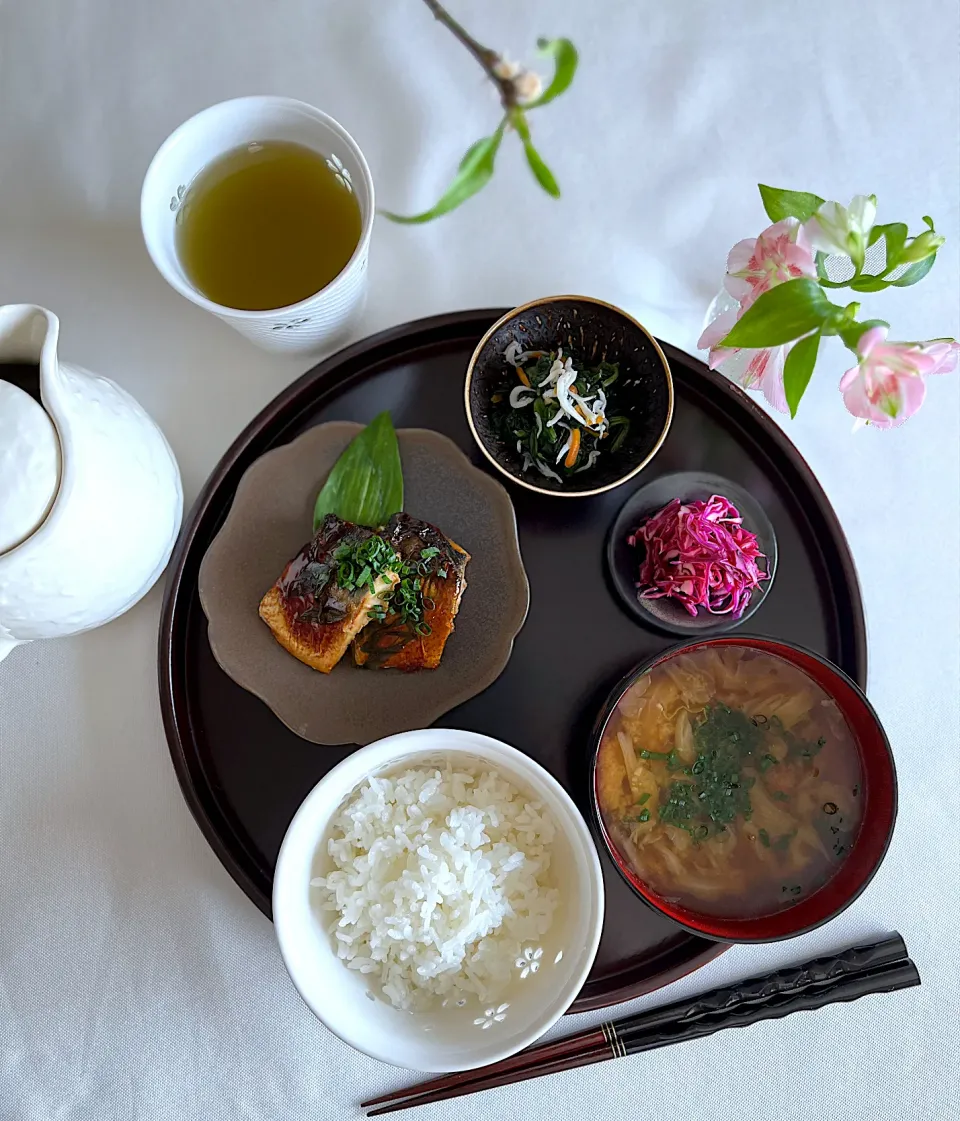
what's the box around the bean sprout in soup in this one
[595,646,862,918]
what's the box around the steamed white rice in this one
[311,761,560,1011]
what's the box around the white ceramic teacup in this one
[141,96,374,355]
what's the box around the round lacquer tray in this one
[158,308,866,1013]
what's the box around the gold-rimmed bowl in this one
[464,296,674,498]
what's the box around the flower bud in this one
[493,57,520,80]
[513,70,544,101]
[898,230,945,264]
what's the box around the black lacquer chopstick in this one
[608,932,910,1047]
[362,935,918,1115]
[361,933,908,1110]
[614,957,918,1054]
[367,959,920,1113]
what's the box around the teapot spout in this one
[0,304,59,366]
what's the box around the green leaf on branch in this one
[783,333,820,418]
[457,137,493,171]
[523,38,578,109]
[891,251,938,287]
[758,185,825,224]
[523,139,560,197]
[381,121,506,224]
[512,108,560,197]
[868,222,908,272]
[719,278,836,348]
[838,319,889,352]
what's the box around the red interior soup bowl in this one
[589,637,897,943]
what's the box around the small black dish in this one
[606,471,777,636]
[464,295,674,497]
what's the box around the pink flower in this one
[698,310,791,413]
[839,327,959,428]
[697,220,814,413]
[723,218,817,311]
[921,339,960,376]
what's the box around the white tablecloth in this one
[2,1,958,1118]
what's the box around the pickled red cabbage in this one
[628,495,768,618]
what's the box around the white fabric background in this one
[1,1,958,1118]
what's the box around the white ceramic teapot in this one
[0,305,183,661]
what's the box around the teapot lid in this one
[0,381,60,554]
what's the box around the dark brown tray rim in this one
[158,308,866,1013]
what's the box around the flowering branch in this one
[419,0,518,109]
[382,0,578,224]
[698,185,957,428]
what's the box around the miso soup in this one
[595,645,862,917]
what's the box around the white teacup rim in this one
[140,95,375,320]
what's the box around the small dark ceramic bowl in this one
[465,296,674,497]
[607,472,777,637]
[589,636,898,943]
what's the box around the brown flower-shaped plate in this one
[198,423,529,744]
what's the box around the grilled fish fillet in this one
[352,512,469,671]
[259,514,397,673]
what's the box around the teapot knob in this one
[0,381,60,555]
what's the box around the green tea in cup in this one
[175,140,362,312]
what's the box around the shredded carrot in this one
[568,385,593,425]
[564,428,581,468]
[516,367,531,388]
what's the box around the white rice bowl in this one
[311,763,559,1011]
[272,729,605,1072]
